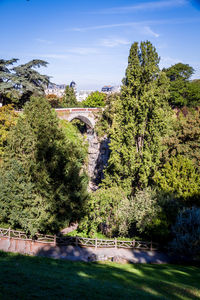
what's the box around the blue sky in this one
[1,0,200,90]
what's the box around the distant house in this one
[45,83,66,97]
[101,85,121,93]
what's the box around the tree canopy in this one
[82,91,106,107]
[0,59,50,108]
[154,155,200,202]
[162,108,200,170]
[163,63,200,107]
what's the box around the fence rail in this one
[0,228,54,243]
[0,227,158,250]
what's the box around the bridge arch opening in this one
[70,116,94,135]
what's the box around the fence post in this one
[115,238,117,249]
[150,241,153,251]
[132,239,135,248]
[54,234,56,246]
[95,237,97,250]
[7,227,11,251]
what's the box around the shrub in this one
[169,207,200,256]
[124,188,171,241]
[78,186,129,237]
[154,155,200,203]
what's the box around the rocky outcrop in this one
[87,131,110,190]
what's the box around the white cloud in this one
[72,23,135,32]
[92,0,188,14]
[142,26,160,38]
[30,47,98,60]
[70,17,200,32]
[35,39,53,45]
[99,38,130,47]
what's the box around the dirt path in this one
[36,244,171,263]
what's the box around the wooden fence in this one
[0,227,158,250]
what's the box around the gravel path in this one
[36,244,171,264]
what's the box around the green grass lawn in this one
[0,251,199,300]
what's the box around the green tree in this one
[0,105,17,159]
[79,186,129,237]
[82,91,106,107]
[102,41,170,194]
[0,58,19,105]
[0,97,88,235]
[154,155,200,202]
[123,188,170,240]
[0,59,50,108]
[162,108,200,170]
[95,93,120,137]
[61,85,78,107]
[187,79,200,107]
[163,63,197,107]
[12,60,50,108]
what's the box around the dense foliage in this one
[95,93,120,137]
[164,63,200,107]
[0,59,50,108]
[61,85,78,107]
[46,94,62,108]
[82,91,106,107]
[0,97,88,235]
[0,105,17,158]
[83,42,200,250]
[154,156,200,202]
[162,108,200,170]
[79,186,129,237]
[0,43,200,255]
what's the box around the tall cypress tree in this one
[103,41,170,194]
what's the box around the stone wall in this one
[0,236,53,256]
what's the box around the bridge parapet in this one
[55,107,102,128]
[55,107,101,113]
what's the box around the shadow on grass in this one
[0,250,200,299]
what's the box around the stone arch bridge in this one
[55,108,109,190]
[55,107,100,130]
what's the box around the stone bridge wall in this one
[55,107,101,128]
